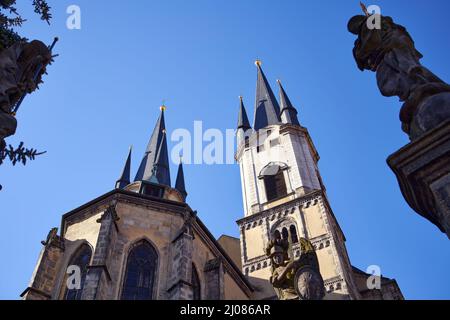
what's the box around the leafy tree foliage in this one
[0,0,51,50]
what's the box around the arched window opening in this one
[121,240,158,300]
[281,227,289,241]
[192,264,201,300]
[290,225,299,243]
[64,244,92,300]
[263,171,287,202]
[274,230,281,240]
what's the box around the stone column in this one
[21,229,65,300]
[81,204,119,300]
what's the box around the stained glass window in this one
[121,240,157,300]
[64,244,92,300]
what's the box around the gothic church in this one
[21,62,403,300]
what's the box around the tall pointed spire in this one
[149,129,171,186]
[253,60,281,131]
[237,96,251,131]
[135,105,171,185]
[175,157,187,200]
[115,146,132,189]
[277,80,300,126]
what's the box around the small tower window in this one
[290,225,299,244]
[244,137,250,148]
[281,227,289,241]
[264,171,287,202]
[64,244,92,300]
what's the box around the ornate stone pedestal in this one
[387,120,450,239]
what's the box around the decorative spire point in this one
[255,59,262,67]
[160,104,166,112]
[360,1,369,17]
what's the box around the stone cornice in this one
[236,190,323,226]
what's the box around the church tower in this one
[235,62,400,300]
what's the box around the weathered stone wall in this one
[22,238,65,300]
[24,191,252,300]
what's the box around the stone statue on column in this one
[348,6,450,239]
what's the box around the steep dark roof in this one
[277,80,300,126]
[115,146,132,189]
[149,130,171,186]
[175,159,187,200]
[237,96,251,131]
[135,107,171,186]
[253,61,281,130]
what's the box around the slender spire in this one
[237,96,251,131]
[175,157,187,200]
[149,129,171,186]
[135,105,171,185]
[277,80,300,126]
[253,60,281,131]
[115,146,132,189]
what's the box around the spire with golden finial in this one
[135,103,170,186]
[253,60,281,130]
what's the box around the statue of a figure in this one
[266,235,325,300]
[0,39,52,154]
[348,10,450,140]
[0,40,52,114]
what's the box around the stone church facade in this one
[21,63,403,300]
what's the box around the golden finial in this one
[239,95,243,101]
[255,59,262,67]
[160,99,167,111]
[276,79,282,85]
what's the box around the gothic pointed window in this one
[64,244,92,300]
[121,240,158,300]
[191,264,201,300]
[290,225,299,244]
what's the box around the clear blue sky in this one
[1,0,449,300]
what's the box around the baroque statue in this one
[266,234,325,300]
[347,4,450,140]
